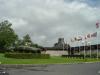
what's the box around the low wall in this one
[44,50,68,56]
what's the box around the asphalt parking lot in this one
[4,63,100,75]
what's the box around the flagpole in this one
[79,38,82,55]
[66,41,68,55]
[89,42,91,58]
[79,41,81,55]
[96,22,100,59]
[82,41,85,59]
[96,22,99,59]
[68,41,71,55]
[84,42,86,59]
[69,40,71,55]
[90,42,92,58]
[63,41,64,51]
[97,32,98,59]
[70,38,74,55]
[97,47,98,59]
[78,33,81,55]
[70,43,71,55]
[70,41,71,55]
[76,32,79,55]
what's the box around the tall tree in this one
[0,20,18,49]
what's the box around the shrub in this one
[4,53,50,59]
[14,46,41,53]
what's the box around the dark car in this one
[0,68,9,75]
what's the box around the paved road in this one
[6,63,100,75]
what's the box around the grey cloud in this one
[0,0,100,47]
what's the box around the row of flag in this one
[86,32,97,39]
[71,32,97,42]
[71,22,100,42]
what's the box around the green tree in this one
[14,39,23,47]
[22,34,33,46]
[0,20,18,50]
[22,34,43,48]
[31,43,43,48]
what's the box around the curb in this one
[0,62,100,68]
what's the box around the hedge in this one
[14,46,41,53]
[5,53,50,59]
[62,55,84,59]
[85,54,100,58]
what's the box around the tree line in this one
[0,20,42,51]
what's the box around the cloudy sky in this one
[0,0,100,47]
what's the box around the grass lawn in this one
[0,53,100,64]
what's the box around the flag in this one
[87,34,91,38]
[96,22,99,28]
[74,36,82,41]
[91,32,97,37]
[84,34,88,40]
[74,37,77,41]
[78,36,82,41]
[84,36,87,40]
[71,38,74,42]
